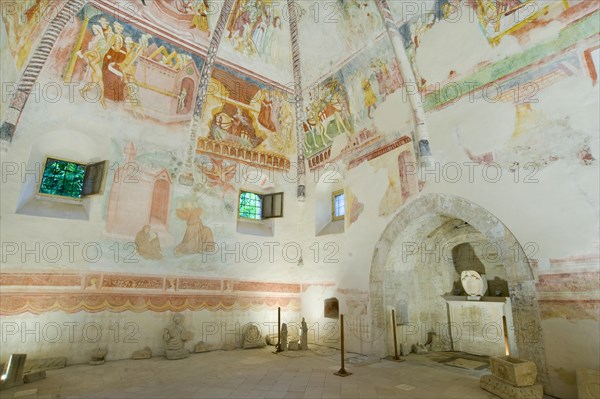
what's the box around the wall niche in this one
[324,297,339,318]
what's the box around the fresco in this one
[365,145,419,217]
[397,1,448,91]
[105,142,175,241]
[344,187,364,228]
[340,40,403,128]
[102,140,222,263]
[472,0,553,45]
[303,37,415,173]
[141,0,216,40]
[219,0,293,83]
[303,73,354,159]
[1,0,67,70]
[62,5,204,124]
[174,204,216,256]
[295,0,385,87]
[339,0,384,47]
[197,63,295,170]
[439,32,598,178]
[396,0,587,93]
[135,224,164,260]
[583,45,599,85]
[195,155,238,198]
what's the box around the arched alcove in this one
[369,193,551,392]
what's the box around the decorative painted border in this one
[195,137,291,171]
[534,254,600,306]
[0,292,301,315]
[0,272,322,315]
[307,135,412,171]
[548,253,600,267]
[348,136,412,169]
[536,271,600,293]
[538,299,599,321]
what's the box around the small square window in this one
[39,158,86,198]
[38,157,108,199]
[239,191,262,220]
[332,190,345,221]
[239,191,284,220]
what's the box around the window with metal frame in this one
[239,191,284,220]
[39,157,108,199]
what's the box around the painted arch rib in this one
[287,0,306,198]
[374,0,432,162]
[1,0,89,144]
[178,0,235,186]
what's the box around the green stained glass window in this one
[39,158,86,198]
[239,191,262,220]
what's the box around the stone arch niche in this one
[369,193,551,392]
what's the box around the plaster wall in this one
[0,1,598,397]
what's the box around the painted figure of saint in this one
[390,58,403,91]
[362,77,378,119]
[252,16,267,54]
[228,110,244,137]
[135,225,163,260]
[267,16,282,62]
[174,0,194,14]
[78,24,110,107]
[191,0,210,32]
[177,88,188,113]
[102,22,128,102]
[258,94,276,131]
[98,17,114,43]
[174,206,216,256]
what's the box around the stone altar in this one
[444,295,515,357]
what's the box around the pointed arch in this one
[369,193,550,391]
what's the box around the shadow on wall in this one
[450,242,510,297]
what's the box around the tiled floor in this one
[1,348,531,398]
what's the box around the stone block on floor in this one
[132,346,152,359]
[23,357,66,373]
[480,374,542,399]
[490,356,537,387]
[23,370,46,383]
